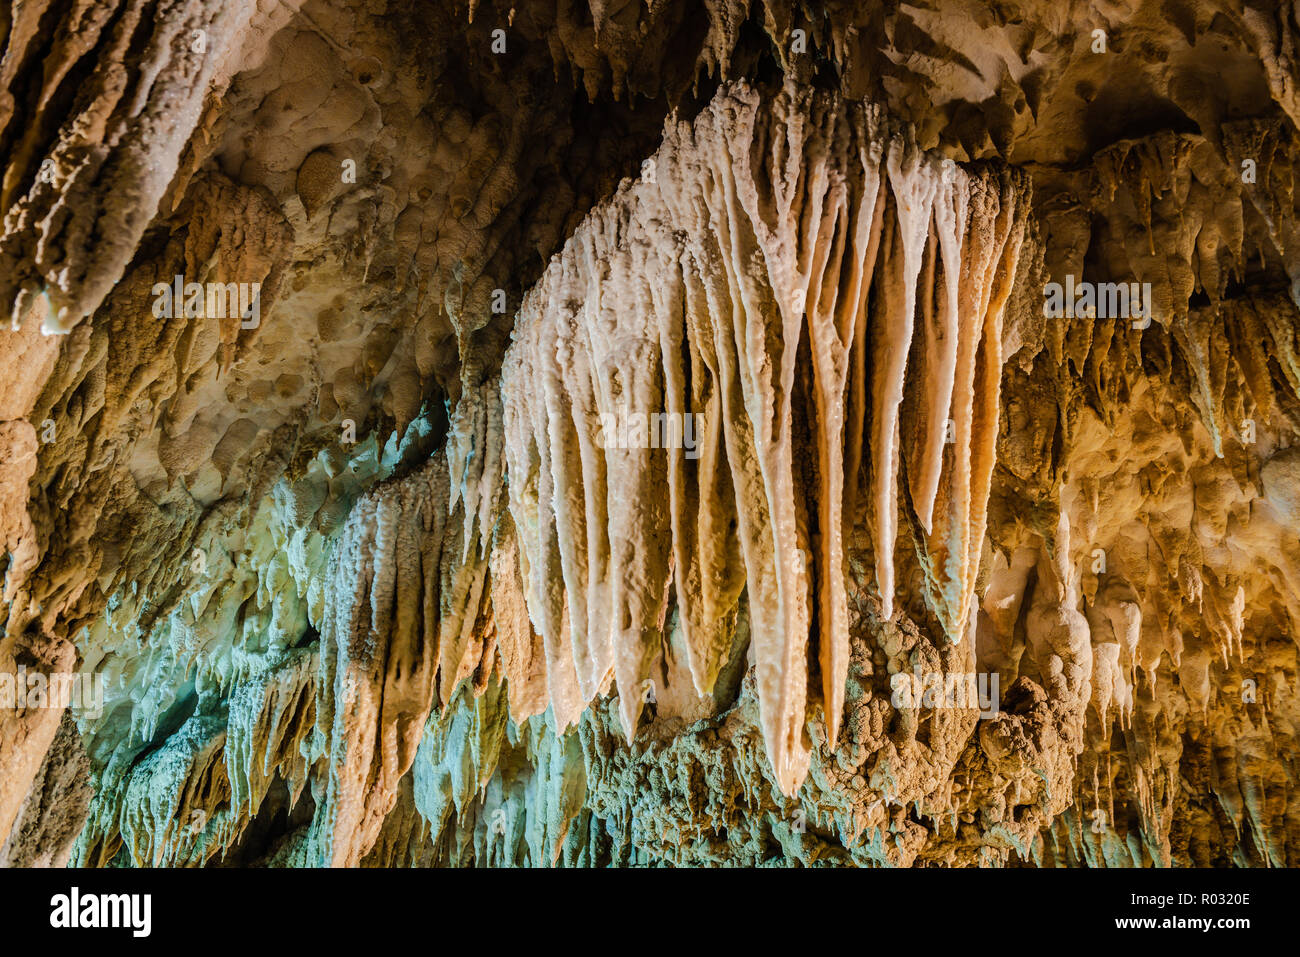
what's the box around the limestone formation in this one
[1,0,1299,868]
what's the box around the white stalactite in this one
[500,80,1030,796]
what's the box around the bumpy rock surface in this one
[1,0,1299,867]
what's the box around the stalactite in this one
[225,646,318,820]
[500,81,1030,794]
[6,0,1300,872]
[311,452,492,866]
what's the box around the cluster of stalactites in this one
[499,80,1029,796]
[309,450,500,866]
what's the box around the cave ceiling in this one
[0,0,1299,871]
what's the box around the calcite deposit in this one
[1,0,1299,868]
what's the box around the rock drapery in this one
[501,81,1029,796]
[1,0,1299,868]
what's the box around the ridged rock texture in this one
[1,0,1300,867]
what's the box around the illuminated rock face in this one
[1,0,1300,867]
[500,82,1031,798]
